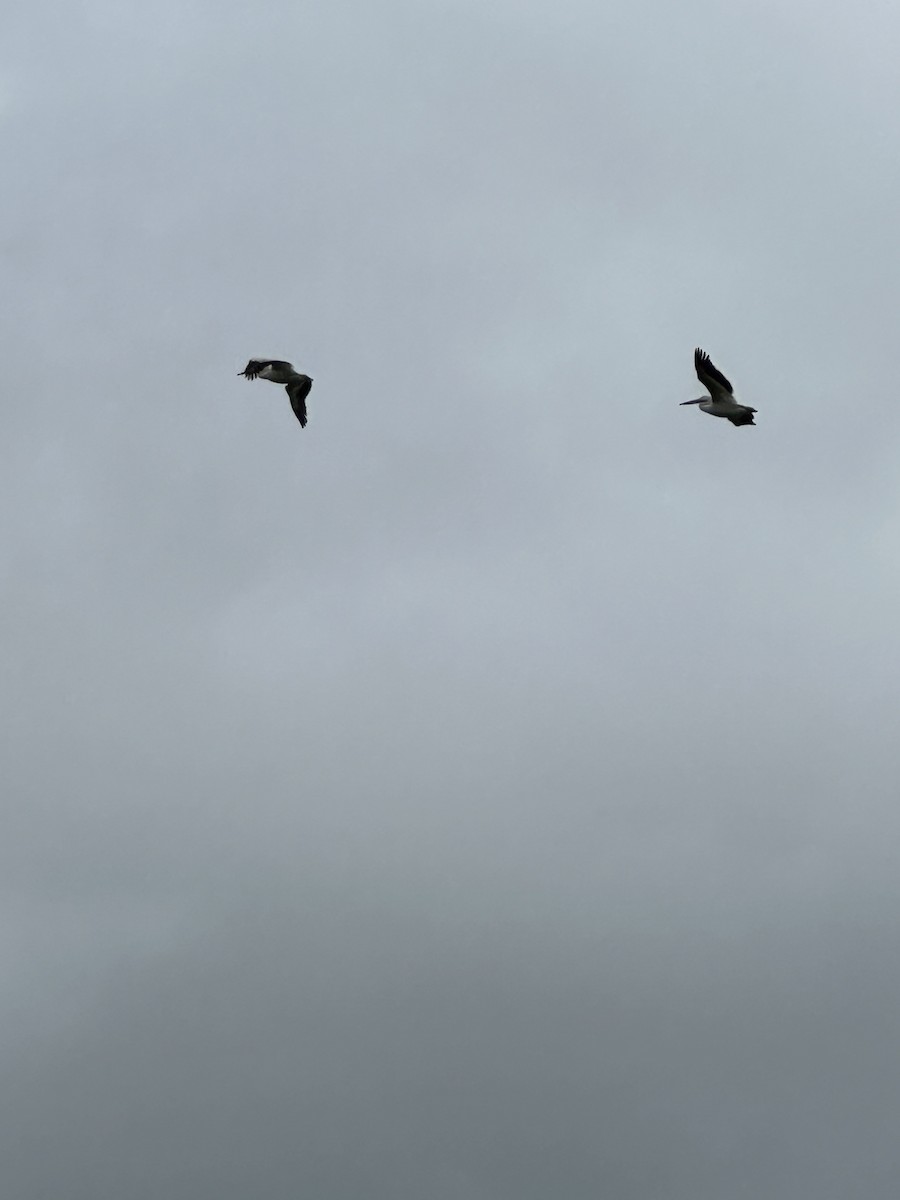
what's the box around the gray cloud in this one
[3,0,900,1196]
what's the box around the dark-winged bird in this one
[238,359,314,428]
[680,349,756,427]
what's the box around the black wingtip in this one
[694,347,734,394]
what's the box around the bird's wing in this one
[238,358,293,379]
[286,376,312,427]
[694,348,734,398]
[239,358,269,379]
[727,409,756,427]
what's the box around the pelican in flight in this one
[238,359,314,428]
[681,349,756,427]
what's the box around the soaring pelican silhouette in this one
[238,359,314,428]
[680,349,756,427]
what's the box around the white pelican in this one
[681,349,756,427]
[238,359,314,428]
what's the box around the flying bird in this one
[680,349,756,427]
[238,359,314,428]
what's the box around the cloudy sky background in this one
[4,0,900,1195]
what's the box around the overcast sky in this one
[4,0,900,1196]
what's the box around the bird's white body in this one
[253,361,298,385]
[690,395,750,420]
